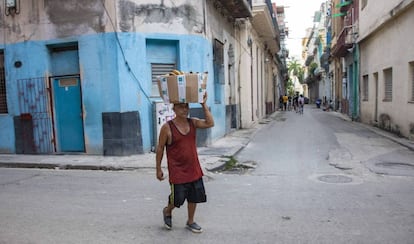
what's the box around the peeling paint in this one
[118,0,199,32]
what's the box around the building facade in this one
[358,0,414,139]
[331,0,360,118]
[0,0,284,155]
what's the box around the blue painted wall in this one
[0,32,226,154]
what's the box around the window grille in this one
[410,62,414,101]
[362,75,368,101]
[384,68,392,101]
[151,63,176,97]
[0,51,8,113]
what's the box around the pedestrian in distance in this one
[298,94,305,114]
[282,94,288,111]
[293,93,299,113]
[279,95,283,111]
[156,92,214,233]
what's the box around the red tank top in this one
[166,119,203,184]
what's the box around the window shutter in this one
[384,68,392,101]
[411,63,414,101]
[151,63,176,97]
[363,75,368,101]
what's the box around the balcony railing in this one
[331,25,355,57]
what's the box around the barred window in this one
[0,51,8,114]
[410,62,414,101]
[362,75,369,101]
[383,68,392,102]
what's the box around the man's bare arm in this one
[194,92,214,129]
[155,124,169,181]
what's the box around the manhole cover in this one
[375,162,414,170]
[317,174,353,183]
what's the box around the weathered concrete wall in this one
[1,0,108,43]
[359,5,414,139]
[118,0,204,34]
[359,0,414,41]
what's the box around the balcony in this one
[215,0,252,19]
[251,0,280,53]
[331,25,354,57]
[336,0,353,14]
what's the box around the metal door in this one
[52,76,85,152]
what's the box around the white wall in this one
[359,3,414,138]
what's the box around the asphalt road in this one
[1,105,414,244]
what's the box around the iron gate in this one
[17,77,54,153]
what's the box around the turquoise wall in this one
[0,32,226,154]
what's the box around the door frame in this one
[48,74,85,153]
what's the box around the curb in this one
[0,162,131,171]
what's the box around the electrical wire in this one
[100,0,152,105]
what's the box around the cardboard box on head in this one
[158,72,207,104]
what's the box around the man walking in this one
[298,94,305,114]
[156,93,214,233]
[282,94,288,111]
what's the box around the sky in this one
[273,0,326,60]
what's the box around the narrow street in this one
[1,105,414,244]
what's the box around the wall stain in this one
[45,0,105,37]
[119,0,199,32]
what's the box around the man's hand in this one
[156,168,164,181]
[201,92,208,105]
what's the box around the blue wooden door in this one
[52,77,85,152]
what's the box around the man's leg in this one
[163,203,175,230]
[186,202,203,233]
[164,203,175,216]
[187,202,197,224]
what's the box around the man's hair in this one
[173,103,189,108]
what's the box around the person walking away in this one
[279,95,283,111]
[298,94,305,114]
[156,93,214,233]
[293,94,299,112]
[282,94,288,111]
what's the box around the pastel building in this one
[0,0,284,155]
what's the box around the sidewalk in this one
[328,111,414,151]
[0,110,413,172]
[0,119,266,173]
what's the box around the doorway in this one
[51,76,85,152]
